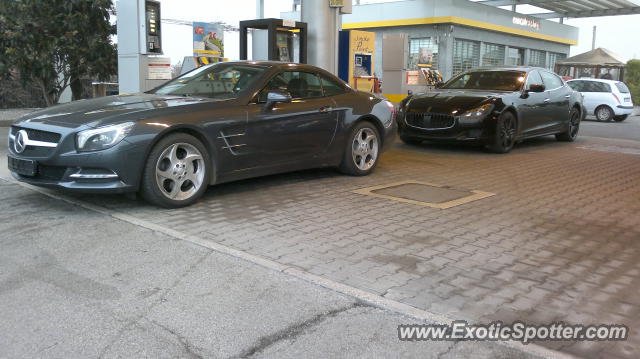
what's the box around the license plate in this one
[7,155,37,176]
[624,98,631,102]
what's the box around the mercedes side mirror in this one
[265,90,292,111]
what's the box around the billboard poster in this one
[147,57,172,80]
[193,22,224,57]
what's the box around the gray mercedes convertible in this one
[7,61,397,207]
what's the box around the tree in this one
[0,0,117,106]
[62,0,117,100]
[626,60,640,105]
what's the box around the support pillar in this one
[256,0,264,18]
[301,0,340,74]
[116,0,165,94]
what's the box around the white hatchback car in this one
[567,78,634,122]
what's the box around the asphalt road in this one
[579,113,640,141]
[0,126,533,358]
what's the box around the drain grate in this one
[353,180,495,209]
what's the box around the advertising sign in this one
[418,48,433,66]
[193,22,224,57]
[147,57,172,80]
[351,30,375,55]
[512,16,541,30]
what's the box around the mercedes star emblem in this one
[14,130,28,153]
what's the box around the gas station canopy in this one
[475,0,640,19]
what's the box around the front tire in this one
[487,111,517,154]
[140,133,212,208]
[595,106,614,121]
[556,107,581,142]
[614,115,628,122]
[339,121,380,176]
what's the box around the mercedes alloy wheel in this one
[340,122,380,176]
[141,133,212,208]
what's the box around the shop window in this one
[528,49,546,68]
[481,43,505,67]
[408,37,438,70]
[547,52,567,71]
[453,39,480,75]
[506,47,524,66]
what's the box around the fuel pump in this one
[338,30,379,93]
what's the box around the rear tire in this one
[140,133,212,208]
[556,107,581,142]
[614,115,628,122]
[595,105,613,122]
[339,121,380,176]
[487,111,517,154]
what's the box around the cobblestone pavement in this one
[0,179,536,359]
[3,118,640,358]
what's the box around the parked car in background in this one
[566,78,634,122]
[397,67,583,153]
[7,61,396,208]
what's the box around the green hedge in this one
[627,60,640,105]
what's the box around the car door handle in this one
[319,106,333,113]
[544,99,551,103]
[564,95,571,98]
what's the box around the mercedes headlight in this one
[76,122,134,152]
[458,104,494,125]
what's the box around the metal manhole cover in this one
[353,181,495,209]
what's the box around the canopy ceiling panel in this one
[474,0,640,18]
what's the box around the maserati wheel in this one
[556,107,581,142]
[340,122,380,176]
[488,112,516,153]
[141,133,211,208]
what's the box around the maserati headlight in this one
[458,104,494,125]
[76,122,134,152]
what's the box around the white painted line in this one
[0,175,577,359]
[578,144,640,155]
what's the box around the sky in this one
[139,0,640,65]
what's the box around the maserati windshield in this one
[442,71,526,91]
[152,63,267,98]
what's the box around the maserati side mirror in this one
[528,83,546,93]
[521,83,545,99]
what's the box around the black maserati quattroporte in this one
[7,62,396,207]
[397,67,583,153]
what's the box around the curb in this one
[0,175,578,359]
